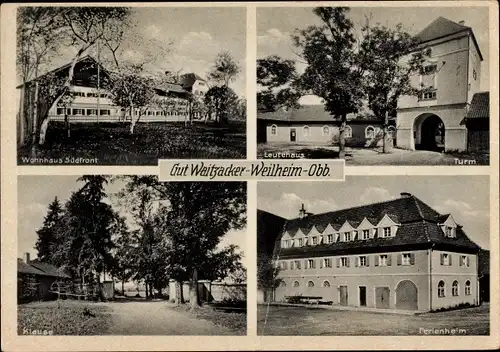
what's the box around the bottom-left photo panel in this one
[17,175,247,336]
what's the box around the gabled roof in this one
[276,193,481,257]
[180,73,205,88]
[257,209,287,257]
[257,105,357,123]
[415,17,483,61]
[466,92,489,120]
[17,259,70,278]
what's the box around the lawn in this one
[257,303,490,336]
[18,300,111,335]
[258,143,489,165]
[18,121,246,165]
[172,303,247,335]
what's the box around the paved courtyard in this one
[258,143,489,165]
[257,303,490,336]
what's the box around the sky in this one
[17,176,247,265]
[22,7,247,97]
[257,176,490,250]
[258,6,490,104]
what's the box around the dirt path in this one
[103,301,235,335]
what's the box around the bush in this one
[430,302,474,313]
[285,295,304,304]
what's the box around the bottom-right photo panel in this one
[257,176,490,336]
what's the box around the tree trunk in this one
[382,111,392,154]
[121,280,125,296]
[145,282,149,298]
[338,115,347,158]
[175,281,182,305]
[189,269,201,309]
[129,106,136,134]
[18,84,27,147]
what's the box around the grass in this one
[258,143,489,165]
[257,303,490,336]
[18,121,246,165]
[172,303,247,335]
[18,300,111,335]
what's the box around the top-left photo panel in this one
[16,6,247,165]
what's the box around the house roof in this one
[415,17,483,61]
[478,249,490,276]
[275,193,481,258]
[257,209,288,257]
[257,105,383,123]
[180,73,205,88]
[466,92,489,120]
[17,259,70,278]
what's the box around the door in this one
[290,128,296,142]
[375,287,390,309]
[339,285,348,306]
[359,286,367,307]
[396,280,418,310]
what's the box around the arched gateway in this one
[413,113,445,152]
[395,280,418,310]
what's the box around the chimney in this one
[23,252,30,264]
[298,203,307,219]
[459,20,465,25]
[400,192,412,198]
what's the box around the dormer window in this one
[312,236,318,245]
[298,238,304,247]
[326,234,333,244]
[445,226,455,238]
[344,232,351,242]
[362,229,370,240]
[383,227,392,238]
[282,240,290,248]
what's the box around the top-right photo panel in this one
[257,6,490,165]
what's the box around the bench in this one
[285,295,323,304]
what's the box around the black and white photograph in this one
[257,6,490,165]
[17,6,246,165]
[257,176,490,335]
[17,176,247,335]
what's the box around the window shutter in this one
[410,253,415,265]
[304,259,308,269]
[387,254,392,266]
[366,256,370,267]
[346,258,350,267]
[297,261,301,269]
[375,255,379,266]
[313,259,316,269]
[336,258,340,268]
[355,257,359,267]
[397,254,402,266]
[449,255,453,266]
[320,259,323,268]
[440,253,444,265]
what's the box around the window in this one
[323,258,332,268]
[282,240,290,248]
[155,111,161,116]
[365,126,375,139]
[294,260,301,269]
[421,90,437,100]
[445,226,452,237]
[280,261,287,270]
[345,125,352,138]
[293,281,300,288]
[322,126,330,135]
[271,124,277,135]
[438,280,445,297]
[422,64,437,75]
[303,125,310,136]
[307,281,315,288]
[358,256,367,267]
[344,232,351,242]
[327,234,333,244]
[87,109,98,115]
[387,126,396,138]
[460,255,470,267]
[100,93,107,98]
[362,229,370,240]
[307,259,315,269]
[280,281,286,287]
[452,281,459,296]
[340,257,349,267]
[473,69,477,80]
[402,253,411,266]
[379,254,388,267]
[100,110,110,116]
[383,227,392,238]
[56,108,65,115]
[312,237,318,245]
[72,108,85,115]
[298,238,303,247]
[441,253,451,266]
[465,280,471,295]
[290,261,295,270]
[322,280,330,288]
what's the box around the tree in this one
[37,7,131,145]
[257,253,282,302]
[359,21,428,153]
[204,86,239,124]
[208,51,241,87]
[292,7,365,158]
[109,214,134,295]
[35,196,64,263]
[17,7,68,147]
[256,56,301,112]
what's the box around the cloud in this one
[143,24,162,40]
[433,199,488,219]
[260,192,337,219]
[257,28,294,58]
[176,31,220,61]
[359,187,395,205]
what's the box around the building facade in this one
[272,192,481,312]
[397,17,486,152]
[257,105,396,147]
